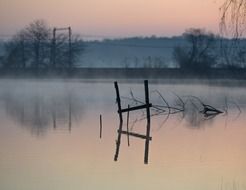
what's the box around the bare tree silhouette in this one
[173,28,217,71]
[219,1,246,68]
[2,19,84,71]
[24,20,51,69]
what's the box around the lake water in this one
[0,79,245,190]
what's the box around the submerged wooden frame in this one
[114,80,152,164]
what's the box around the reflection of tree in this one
[1,92,84,136]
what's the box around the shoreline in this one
[0,68,246,79]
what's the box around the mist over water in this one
[0,79,245,190]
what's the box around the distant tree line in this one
[173,28,246,71]
[174,0,246,71]
[0,20,84,70]
[1,20,246,72]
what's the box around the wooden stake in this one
[52,110,56,129]
[100,114,102,139]
[126,105,130,147]
[68,100,72,132]
[144,80,151,164]
[114,81,123,161]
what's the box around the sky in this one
[0,0,224,38]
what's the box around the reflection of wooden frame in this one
[52,96,72,132]
[114,80,152,164]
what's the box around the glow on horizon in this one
[0,0,224,37]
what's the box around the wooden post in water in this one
[68,99,72,132]
[114,80,152,164]
[52,110,56,129]
[126,105,130,147]
[100,114,102,139]
[114,81,123,161]
[144,80,151,164]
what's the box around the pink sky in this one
[0,0,224,37]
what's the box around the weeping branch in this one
[220,0,246,38]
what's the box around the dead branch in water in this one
[121,90,232,129]
[187,95,223,116]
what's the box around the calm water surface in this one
[0,79,245,190]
